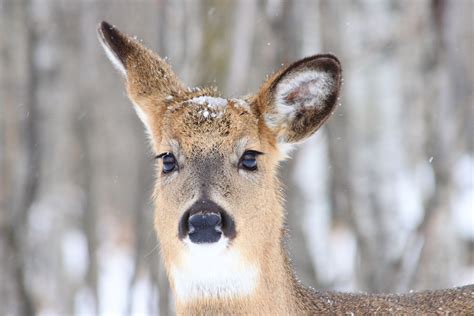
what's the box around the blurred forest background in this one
[1,0,473,315]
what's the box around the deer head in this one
[98,21,341,313]
[98,22,474,315]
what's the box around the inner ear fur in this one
[255,54,342,143]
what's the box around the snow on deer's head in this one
[98,21,341,304]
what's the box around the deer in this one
[97,21,474,315]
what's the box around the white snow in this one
[27,200,54,237]
[61,230,88,281]
[452,155,474,240]
[326,228,357,290]
[98,245,134,316]
[416,161,436,201]
[184,96,250,119]
[34,41,56,71]
[37,307,58,316]
[296,132,356,290]
[188,96,228,108]
[186,96,230,119]
[74,287,96,316]
[395,170,424,231]
[230,98,250,110]
[131,276,156,316]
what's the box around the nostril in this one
[179,199,236,243]
[187,213,222,244]
[188,213,222,231]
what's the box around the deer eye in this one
[239,150,263,171]
[156,152,177,174]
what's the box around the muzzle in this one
[179,199,236,244]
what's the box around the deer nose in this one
[179,199,236,244]
[187,213,222,244]
[188,212,222,231]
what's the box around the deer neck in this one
[173,227,301,314]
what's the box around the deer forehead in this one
[161,96,261,151]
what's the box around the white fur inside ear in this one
[265,70,333,129]
[131,101,154,142]
[277,142,297,159]
[276,70,333,112]
[98,36,127,76]
[171,237,259,302]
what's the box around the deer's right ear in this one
[255,55,341,153]
[97,21,184,149]
[97,21,184,97]
[97,22,128,76]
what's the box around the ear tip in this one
[99,20,112,29]
[317,53,341,66]
[291,54,342,77]
[97,20,115,39]
[314,54,342,73]
[96,21,130,57]
[310,54,342,84]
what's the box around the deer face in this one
[98,21,341,302]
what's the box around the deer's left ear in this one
[255,54,341,145]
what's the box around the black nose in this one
[188,213,222,243]
[178,199,236,244]
[188,213,222,231]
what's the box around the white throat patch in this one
[170,237,259,302]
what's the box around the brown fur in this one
[97,21,474,315]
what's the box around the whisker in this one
[144,242,161,258]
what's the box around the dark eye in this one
[157,152,177,174]
[239,150,262,171]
